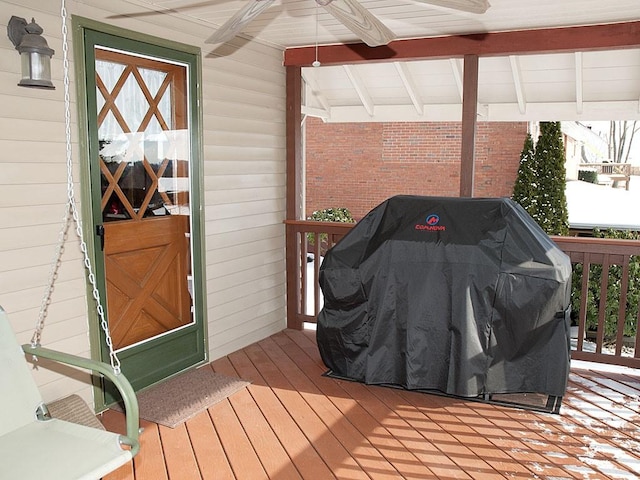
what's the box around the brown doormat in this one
[47,394,106,430]
[113,366,250,428]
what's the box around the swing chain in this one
[32,206,71,348]
[32,0,121,375]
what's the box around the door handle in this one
[96,225,105,251]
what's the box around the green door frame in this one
[71,16,207,410]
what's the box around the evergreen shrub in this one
[307,207,355,254]
[512,123,569,235]
[578,169,598,184]
[571,229,640,339]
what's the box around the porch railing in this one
[554,236,640,369]
[285,220,350,329]
[578,162,631,189]
[285,220,640,369]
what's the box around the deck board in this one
[244,341,370,480]
[213,356,302,480]
[159,423,202,480]
[184,410,235,480]
[100,328,640,479]
[273,330,438,479]
[206,389,268,479]
[261,335,404,479]
[227,349,336,479]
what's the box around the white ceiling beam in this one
[487,100,640,120]
[394,62,423,115]
[343,65,374,117]
[301,69,332,115]
[328,104,463,122]
[301,105,330,121]
[575,52,584,115]
[477,104,489,118]
[323,100,640,123]
[449,58,463,102]
[509,55,527,114]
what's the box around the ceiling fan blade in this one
[205,0,276,45]
[413,0,490,14]
[321,0,396,47]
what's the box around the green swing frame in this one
[0,306,140,480]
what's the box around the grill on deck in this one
[318,196,572,413]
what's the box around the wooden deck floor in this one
[101,328,640,480]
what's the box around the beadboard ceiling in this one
[120,0,640,48]
[117,0,640,121]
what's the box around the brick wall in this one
[305,118,528,219]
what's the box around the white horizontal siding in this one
[0,118,73,143]
[204,145,284,164]
[0,243,82,271]
[0,184,70,207]
[207,311,286,363]
[204,98,283,121]
[0,223,72,250]
[1,205,72,228]
[205,173,284,190]
[207,247,283,281]
[0,163,70,184]
[206,224,283,250]
[0,140,78,165]
[205,129,284,149]
[206,186,286,206]
[205,211,285,236]
[207,235,284,265]
[7,295,89,334]
[0,263,84,295]
[202,35,288,357]
[0,0,91,405]
[205,197,284,220]
[209,261,283,294]
[0,0,287,405]
[0,92,78,122]
[207,293,285,342]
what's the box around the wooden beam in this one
[460,54,478,198]
[286,66,303,329]
[284,21,640,66]
[286,66,303,220]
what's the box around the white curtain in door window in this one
[96,59,170,164]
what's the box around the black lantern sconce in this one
[7,16,55,89]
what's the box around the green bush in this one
[308,207,355,223]
[578,169,598,184]
[307,207,355,253]
[512,133,537,217]
[571,228,640,339]
[512,123,569,235]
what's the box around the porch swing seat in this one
[0,307,139,480]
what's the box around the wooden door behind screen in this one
[96,49,192,352]
[95,47,193,355]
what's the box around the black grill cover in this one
[317,196,572,399]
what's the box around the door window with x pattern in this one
[96,48,189,222]
[95,47,193,351]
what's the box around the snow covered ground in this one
[305,255,323,317]
[566,176,640,230]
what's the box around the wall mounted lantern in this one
[7,16,55,89]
